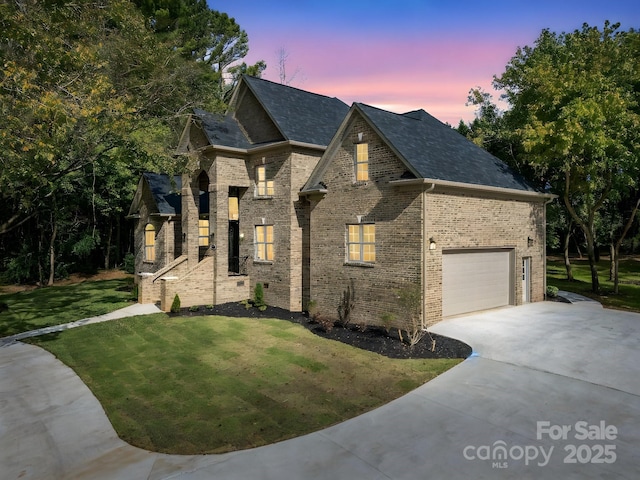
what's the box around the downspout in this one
[422,183,436,329]
[543,197,555,299]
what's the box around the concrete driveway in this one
[1,301,639,479]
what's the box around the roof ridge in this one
[243,75,344,103]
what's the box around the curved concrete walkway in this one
[2,301,640,479]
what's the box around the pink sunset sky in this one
[211,0,640,125]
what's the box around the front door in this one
[228,221,240,273]
[228,188,240,274]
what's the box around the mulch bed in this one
[169,302,471,360]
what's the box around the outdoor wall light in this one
[429,238,436,250]
[239,232,244,240]
[182,232,186,242]
[527,236,534,247]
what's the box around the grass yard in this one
[29,313,461,454]
[0,275,135,337]
[547,256,640,312]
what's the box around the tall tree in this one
[0,0,237,282]
[132,0,264,100]
[494,22,640,293]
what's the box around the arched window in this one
[144,223,156,261]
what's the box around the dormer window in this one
[256,165,274,197]
[355,143,369,181]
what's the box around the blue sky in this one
[211,0,640,124]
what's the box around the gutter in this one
[199,139,327,156]
[390,177,557,202]
[422,183,435,329]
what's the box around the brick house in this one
[301,104,554,328]
[129,76,554,326]
[128,75,349,312]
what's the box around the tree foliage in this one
[0,0,260,284]
[132,0,265,100]
[493,22,640,293]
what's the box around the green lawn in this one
[547,256,640,312]
[0,277,135,337]
[29,314,461,454]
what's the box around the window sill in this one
[253,260,274,265]
[254,195,274,200]
[344,261,375,268]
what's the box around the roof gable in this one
[241,76,349,146]
[355,103,537,192]
[192,109,252,149]
[142,173,182,216]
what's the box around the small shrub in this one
[254,283,266,310]
[189,305,200,312]
[380,312,396,333]
[546,285,559,298]
[337,280,355,327]
[205,304,214,310]
[123,253,135,274]
[170,294,181,313]
[316,315,335,333]
[355,321,368,332]
[397,282,425,347]
[307,300,319,319]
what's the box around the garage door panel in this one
[442,250,512,317]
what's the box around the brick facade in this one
[306,113,548,328]
[131,78,551,324]
[307,118,423,329]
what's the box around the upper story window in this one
[256,165,274,196]
[347,224,375,263]
[144,223,156,262]
[198,218,209,247]
[255,225,274,261]
[228,196,239,221]
[355,143,369,181]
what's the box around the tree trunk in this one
[104,218,112,270]
[38,222,45,286]
[612,245,620,294]
[613,195,640,294]
[583,228,600,294]
[48,214,57,286]
[609,242,614,281]
[563,229,574,281]
[574,235,583,259]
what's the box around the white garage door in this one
[442,250,512,317]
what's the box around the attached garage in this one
[442,249,514,317]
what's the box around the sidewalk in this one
[0,303,162,346]
[557,290,602,305]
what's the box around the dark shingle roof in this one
[243,76,349,146]
[193,109,252,149]
[357,103,537,192]
[143,173,182,215]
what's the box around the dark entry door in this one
[228,220,240,273]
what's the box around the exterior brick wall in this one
[242,147,323,312]
[233,85,282,144]
[307,113,548,329]
[423,189,546,326]
[308,117,423,329]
